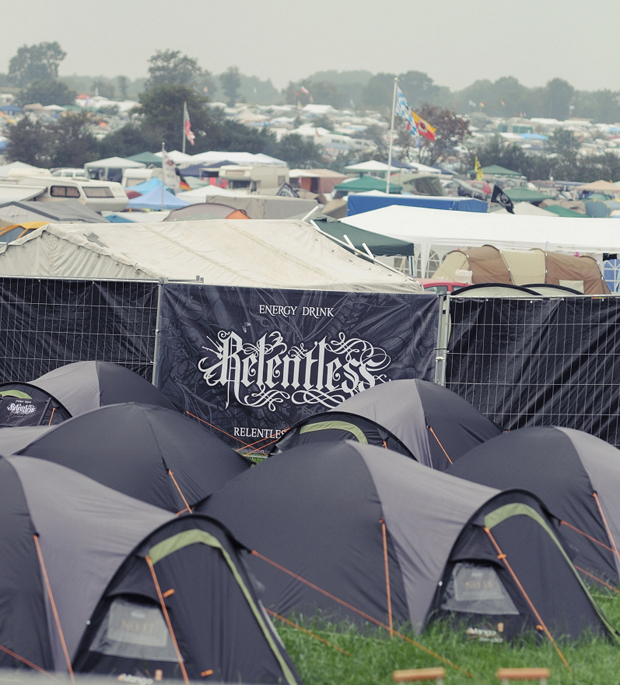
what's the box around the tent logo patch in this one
[6,401,37,415]
[198,330,391,410]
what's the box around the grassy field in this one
[275,591,620,684]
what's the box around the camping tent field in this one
[1,359,620,683]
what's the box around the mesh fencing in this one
[0,277,159,383]
[446,295,620,448]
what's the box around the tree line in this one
[3,45,324,169]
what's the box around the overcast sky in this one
[1,0,618,93]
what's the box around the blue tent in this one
[127,187,189,210]
[347,194,488,217]
[127,178,173,195]
[105,213,135,223]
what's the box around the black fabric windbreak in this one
[415,380,503,470]
[0,383,70,426]
[74,516,301,685]
[199,443,409,628]
[0,459,53,671]
[429,491,616,643]
[17,404,249,512]
[446,428,617,587]
[272,411,414,458]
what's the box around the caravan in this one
[10,175,128,212]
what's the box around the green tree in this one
[547,128,580,159]
[8,42,66,87]
[416,104,470,165]
[117,75,130,99]
[270,134,324,168]
[220,66,241,106]
[49,112,100,168]
[5,116,53,166]
[17,79,76,106]
[136,84,209,149]
[146,49,206,89]
[398,71,440,109]
[92,78,115,99]
[98,123,162,158]
[362,73,396,111]
[544,78,575,120]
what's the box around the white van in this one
[51,168,88,179]
[14,175,128,212]
[218,164,289,193]
[122,168,163,188]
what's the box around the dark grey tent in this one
[0,455,300,684]
[272,379,502,470]
[201,442,618,645]
[0,200,108,224]
[446,427,620,590]
[6,403,249,511]
[30,361,176,417]
[0,382,71,426]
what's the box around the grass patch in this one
[275,591,620,684]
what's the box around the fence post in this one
[151,279,166,387]
[434,294,450,386]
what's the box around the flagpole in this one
[161,143,165,211]
[386,78,398,195]
[182,102,186,155]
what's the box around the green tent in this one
[505,188,554,203]
[544,205,590,218]
[126,152,162,168]
[313,217,414,256]
[334,176,402,194]
[470,164,524,178]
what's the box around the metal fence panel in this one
[446,296,620,447]
[0,277,159,382]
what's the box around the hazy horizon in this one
[2,0,619,93]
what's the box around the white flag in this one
[161,144,179,191]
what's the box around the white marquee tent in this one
[345,205,620,277]
[0,220,421,293]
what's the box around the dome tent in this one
[0,382,71,427]
[271,379,502,470]
[6,403,249,512]
[446,427,620,590]
[0,455,300,684]
[30,361,176,417]
[200,442,617,645]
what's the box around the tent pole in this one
[386,78,398,195]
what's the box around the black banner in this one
[156,285,439,451]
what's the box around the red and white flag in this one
[183,102,195,145]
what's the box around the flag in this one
[300,86,309,95]
[395,87,420,146]
[411,110,436,142]
[491,185,514,214]
[161,145,178,189]
[474,156,483,181]
[176,168,190,191]
[183,102,195,146]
